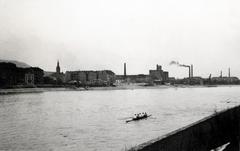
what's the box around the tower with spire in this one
[56,60,60,74]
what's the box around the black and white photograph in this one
[0,0,240,150]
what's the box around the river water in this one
[0,86,240,151]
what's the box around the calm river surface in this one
[0,86,240,151]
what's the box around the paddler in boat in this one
[136,113,140,119]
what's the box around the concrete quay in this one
[130,105,240,151]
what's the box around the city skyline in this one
[0,59,237,80]
[0,0,240,78]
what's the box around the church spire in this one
[56,60,60,74]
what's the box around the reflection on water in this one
[0,86,240,151]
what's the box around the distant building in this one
[115,64,169,84]
[0,62,44,87]
[65,70,116,86]
[116,74,150,83]
[211,77,239,85]
[149,64,169,83]
[25,72,34,85]
[30,67,44,84]
[44,61,65,84]
[0,62,18,86]
[190,77,204,85]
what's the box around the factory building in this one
[65,70,116,86]
[208,68,239,85]
[116,74,150,83]
[149,64,169,83]
[211,77,239,85]
[116,64,169,84]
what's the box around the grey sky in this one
[0,0,240,78]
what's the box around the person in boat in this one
[136,113,142,119]
[137,113,142,119]
[144,112,147,117]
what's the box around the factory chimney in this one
[228,68,230,78]
[169,61,191,79]
[191,64,193,78]
[220,71,222,78]
[188,66,191,79]
[156,64,162,71]
[124,63,126,78]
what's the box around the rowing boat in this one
[126,115,152,123]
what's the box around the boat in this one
[126,114,152,123]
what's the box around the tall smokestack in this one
[228,68,230,78]
[124,63,126,78]
[169,61,191,79]
[188,66,191,79]
[191,64,193,78]
[220,70,222,78]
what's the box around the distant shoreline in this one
[0,84,166,95]
[0,84,239,95]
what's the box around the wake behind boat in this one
[126,113,152,123]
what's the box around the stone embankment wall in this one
[131,105,240,151]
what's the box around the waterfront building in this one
[0,62,44,87]
[149,64,169,83]
[65,70,116,86]
[116,74,150,83]
[211,77,239,85]
[116,64,169,84]
[0,63,18,86]
[87,71,97,82]
[30,67,44,84]
[25,72,34,85]
[45,61,65,84]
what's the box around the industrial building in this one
[206,68,239,85]
[116,74,150,83]
[65,70,116,86]
[210,77,239,84]
[149,64,169,83]
[116,64,169,84]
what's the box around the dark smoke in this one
[169,61,179,65]
[169,61,190,68]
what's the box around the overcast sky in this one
[0,0,240,78]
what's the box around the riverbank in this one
[0,84,238,95]
[0,87,68,95]
[0,84,169,95]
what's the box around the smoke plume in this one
[169,61,190,68]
